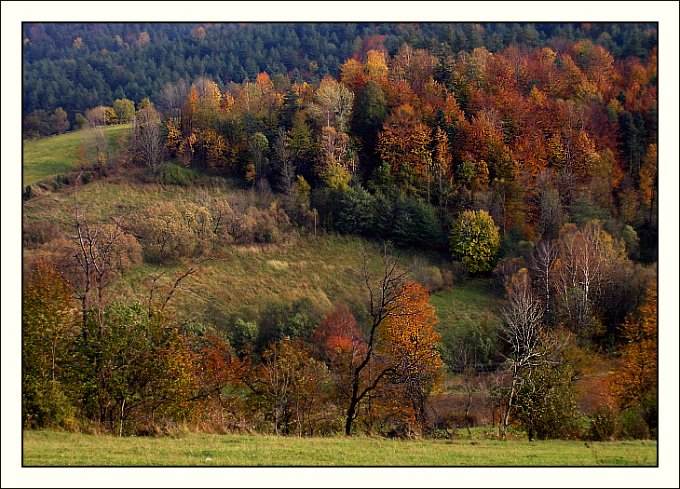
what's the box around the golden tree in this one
[612,281,657,409]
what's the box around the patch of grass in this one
[23,124,131,186]
[430,278,502,333]
[22,179,234,225]
[22,430,657,466]
[119,234,420,321]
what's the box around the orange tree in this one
[341,248,443,436]
[611,281,657,435]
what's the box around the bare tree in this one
[83,125,110,166]
[157,80,189,120]
[62,177,142,423]
[532,240,558,322]
[498,268,547,439]
[343,246,409,436]
[132,105,165,175]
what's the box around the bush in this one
[157,162,197,186]
[617,407,651,440]
[23,221,63,248]
[410,257,445,292]
[231,205,292,245]
[133,201,212,263]
[23,381,78,430]
[589,404,619,441]
[256,298,322,351]
[228,318,259,352]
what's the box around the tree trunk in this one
[344,395,359,436]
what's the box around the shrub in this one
[23,221,63,248]
[589,404,619,441]
[133,201,212,263]
[228,318,259,352]
[617,406,651,440]
[410,257,445,292]
[157,162,197,186]
[23,381,78,430]
[256,298,322,351]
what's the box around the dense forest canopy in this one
[23,22,657,118]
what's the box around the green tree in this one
[514,358,580,440]
[50,107,70,134]
[449,210,501,273]
[23,261,78,428]
[352,80,387,176]
[113,98,136,123]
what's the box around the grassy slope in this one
[23,168,502,324]
[23,124,131,186]
[22,430,656,466]
[431,278,501,332]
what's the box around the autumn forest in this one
[20,22,659,453]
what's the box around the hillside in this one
[23,124,130,186]
[19,19,659,449]
[23,167,500,328]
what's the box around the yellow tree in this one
[612,281,657,410]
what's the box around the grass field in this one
[23,124,131,186]
[22,430,656,466]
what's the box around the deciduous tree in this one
[449,210,501,273]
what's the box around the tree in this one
[431,127,453,205]
[247,339,331,436]
[378,281,443,430]
[273,127,296,195]
[317,126,354,191]
[131,104,164,174]
[309,76,354,132]
[50,107,70,134]
[612,282,657,412]
[531,240,558,322]
[449,210,501,273]
[85,105,115,127]
[342,249,443,435]
[352,80,387,175]
[513,344,580,441]
[376,105,433,197]
[552,221,628,341]
[246,132,269,186]
[113,98,135,123]
[638,144,657,226]
[23,261,77,428]
[497,268,549,439]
